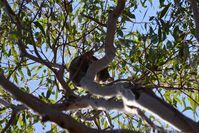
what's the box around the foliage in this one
[0,0,198,132]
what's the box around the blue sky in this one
[2,0,197,132]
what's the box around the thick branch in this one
[135,92,199,132]
[51,97,125,111]
[0,98,11,107]
[0,74,138,133]
[81,0,125,82]
[79,0,199,132]
[0,74,48,112]
[79,0,126,100]
[81,77,199,132]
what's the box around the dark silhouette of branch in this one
[81,0,125,82]
[0,0,71,93]
[0,74,138,133]
[1,110,18,133]
[157,85,198,92]
[189,0,199,42]
[0,1,62,70]
[1,104,26,133]
[136,109,166,132]
[80,0,199,132]
[1,0,198,132]
[81,13,107,27]
[0,99,27,133]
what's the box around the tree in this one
[0,0,198,132]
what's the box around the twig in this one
[189,0,199,42]
[1,110,18,133]
[0,73,139,133]
[81,13,107,27]
[137,109,167,132]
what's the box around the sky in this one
[1,0,197,132]
[31,0,198,132]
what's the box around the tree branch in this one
[52,96,125,112]
[136,91,198,132]
[189,0,199,42]
[81,0,125,82]
[1,104,27,133]
[0,73,139,133]
[79,0,198,131]
[0,0,62,70]
[0,98,11,107]
[136,109,166,132]
[0,0,71,93]
[81,13,107,27]
[1,0,198,132]
[1,110,18,133]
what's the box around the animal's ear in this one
[96,68,113,83]
[69,51,113,87]
[83,51,94,60]
[68,51,94,87]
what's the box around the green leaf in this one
[11,46,18,61]
[46,89,52,98]
[12,72,18,84]
[182,106,192,112]
[159,4,171,18]
[27,67,31,76]
[118,30,124,37]
[33,21,45,35]
[55,89,58,100]
[151,34,158,44]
